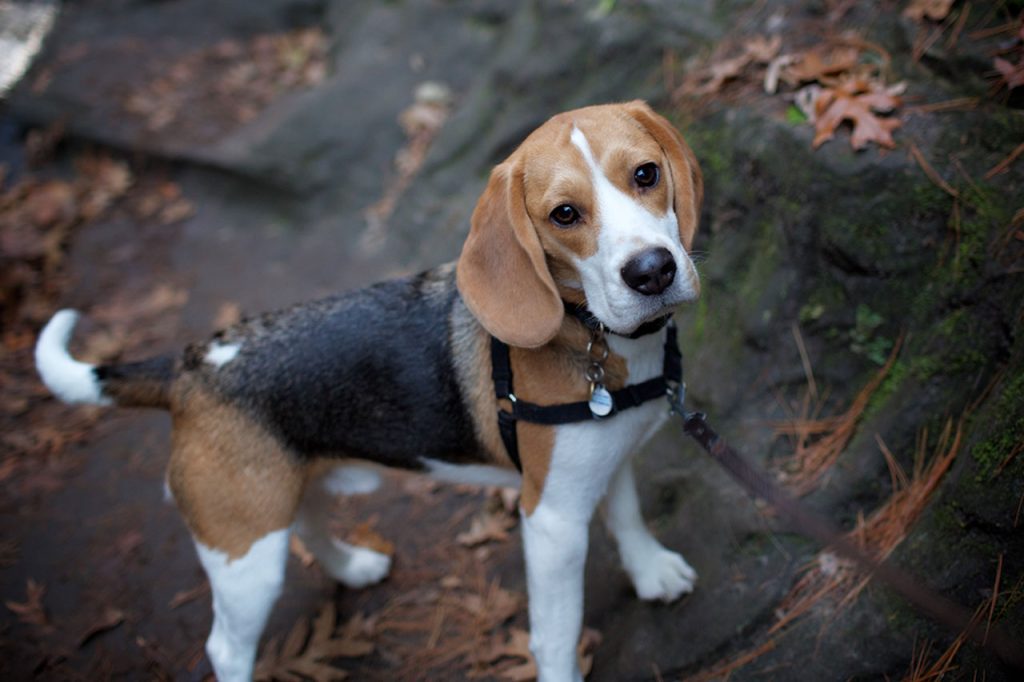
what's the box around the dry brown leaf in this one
[254,603,374,681]
[476,626,601,681]
[691,52,753,95]
[903,0,955,22]
[168,581,210,609]
[456,509,515,547]
[782,46,860,85]
[346,521,395,557]
[159,197,195,225]
[994,57,1024,91]
[5,578,49,628]
[577,627,602,677]
[76,607,125,647]
[681,34,782,96]
[813,77,902,150]
[744,34,782,63]
[289,534,317,568]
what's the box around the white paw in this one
[630,548,697,602]
[337,544,391,589]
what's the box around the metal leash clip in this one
[666,378,687,416]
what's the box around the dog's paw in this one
[630,548,697,602]
[336,544,392,589]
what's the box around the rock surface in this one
[2,0,1021,680]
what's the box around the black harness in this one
[490,305,683,472]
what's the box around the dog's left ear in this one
[624,100,703,250]
[457,159,563,348]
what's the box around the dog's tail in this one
[35,310,173,410]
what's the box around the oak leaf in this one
[812,77,902,150]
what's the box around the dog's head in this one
[456,100,703,347]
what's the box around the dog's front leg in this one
[602,457,696,601]
[521,503,589,682]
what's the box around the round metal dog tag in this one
[589,383,614,417]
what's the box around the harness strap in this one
[491,320,681,471]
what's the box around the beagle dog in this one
[35,100,703,682]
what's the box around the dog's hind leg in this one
[167,388,305,682]
[194,529,290,682]
[293,463,392,588]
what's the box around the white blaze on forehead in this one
[567,125,685,328]
[568,125,677,251]
[205,341,241,368]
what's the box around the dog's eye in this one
[634,162,659,188]
[550,204,580,227]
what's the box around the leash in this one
[491,308,1021,669]
[669,389,1024,671]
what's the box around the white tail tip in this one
[35,309,111,406]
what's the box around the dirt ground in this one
[3,1,1023,681]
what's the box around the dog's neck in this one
[561,300,673,340]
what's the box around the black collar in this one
[562,300,673,339]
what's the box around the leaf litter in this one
[254,602,375,681]
[674,29,905,151]
[1,150,193,500]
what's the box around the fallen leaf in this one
[159,197,195,225]
[495,486,520,514]
[994,57,1024,91]
[456,510,515,547]
[782,46,860,86]
[577,627,603,677]
[346,521,395,557]
[114,529,145,559]
[903,0,955,22]
[254,603,374,681]
[440,574,462,590]
[5,579,49,628]
[689,52,752,95]
[812,77,903,150]
[77,607,125,647]
[744,35,782,63]
[169,581,210,609]
[476,626,601,681]
[290,534,317,568]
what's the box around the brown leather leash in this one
[676,409,1024,671]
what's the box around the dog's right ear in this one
[456,160,563,348]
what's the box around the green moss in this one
[850,304,892,365]
[909,355,941,382]
[971,371,1024,480]
[681,122,732,180]
[689,293,708,343]
[869,357,909,410]
[951,183,1013,279]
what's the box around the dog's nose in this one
[621,247,677,295]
